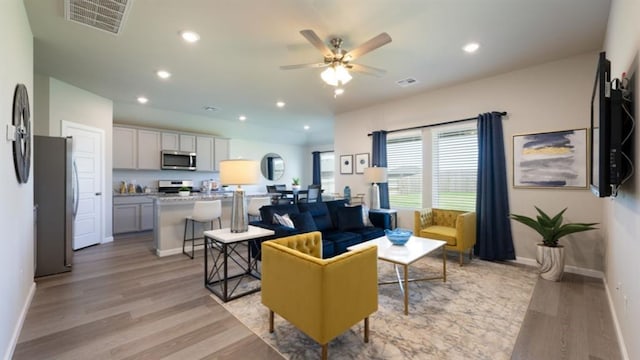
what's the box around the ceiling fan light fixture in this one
[321,64,352,86]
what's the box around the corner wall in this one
[335,52,605,271]
[603,0,640,358]
[0,1,34,359]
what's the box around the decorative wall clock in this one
[12,84,31,184]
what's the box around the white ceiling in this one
[24,0,611,145]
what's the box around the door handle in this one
[95,192,102,196]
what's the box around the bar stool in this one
[247,197,272,222]
[183,200,222,259]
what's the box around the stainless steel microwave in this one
[161,150,196,171]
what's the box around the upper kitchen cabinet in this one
[179,134,196,152]
[196,135,215,172]
[113,127,136,169]
[161,132,179,151]
[137,129,161,170]
[214,138,230,171]
[161,132,196,153]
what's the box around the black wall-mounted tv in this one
[590,51,633,197]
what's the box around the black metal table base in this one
[204,237,262,302]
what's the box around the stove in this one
[158,180,198,193]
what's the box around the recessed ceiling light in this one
[304,125,310,130]
[276,101,286,108]
[156,70,171,79]
[463,42,480,53]
[180,30,200,43]
[137,96,148,104]
[239,115,247,121]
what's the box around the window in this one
[320,152,335,193]
[387,131,422,208]
[432,124,477,212]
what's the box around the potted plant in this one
[511,207,597,281]
[178,186,191,197]
[291,177,301,191]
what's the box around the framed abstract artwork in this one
[340,155,353,174]
[355,153,369,174]
[513,128,588,189]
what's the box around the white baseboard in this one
[513,256,604,279]
[4,282,36,360]
[102,236,114,244]
[155,244,205,257]
[603,277,630,360]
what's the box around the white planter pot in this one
[291,185,301,191]
[536,244,565,281]
[178,191,190,197]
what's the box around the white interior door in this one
[62,121,104,250]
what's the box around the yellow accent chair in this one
[414,208,476,266]
[261,231,378,360]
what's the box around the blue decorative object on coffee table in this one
[385,228,412,246]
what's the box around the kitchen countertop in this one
[152,192,269,203]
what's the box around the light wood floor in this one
[14,232,284,360]
[15,232,622,359]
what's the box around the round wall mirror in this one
[261,153,285,181]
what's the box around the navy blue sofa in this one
[250,199,389,258]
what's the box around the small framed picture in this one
[355,153,369,174]
[340,155,353,174]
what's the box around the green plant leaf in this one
[511,207,598,247]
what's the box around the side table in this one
[204,225,275,302]
[368,208,398,230]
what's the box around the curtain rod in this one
[367,111,507,136]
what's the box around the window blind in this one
[387,132,422,209]
[432,126,477,212]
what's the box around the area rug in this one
[212,254,538,360]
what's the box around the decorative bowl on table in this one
[385,229,412,246]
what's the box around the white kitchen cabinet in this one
[179,134,196,152]
[113,127,137,169]
[162,132,179,150]
[140,203,154,230]
[196,135,215,172]
[113,196,154,234]
[214,137,230,171]
[137,129,161,170]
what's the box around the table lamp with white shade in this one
[220,159,259,233]
[364,166,388,209]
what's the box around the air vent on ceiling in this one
[396,77,420,88]
[64,0,132,35]
[203,106,220,112]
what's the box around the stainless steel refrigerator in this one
[34,135,74,277]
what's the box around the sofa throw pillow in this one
[273,213,294,228]
[337,205,365,231]
[289,211,318,233]
[350,203,372,226]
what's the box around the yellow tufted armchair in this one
[414,208,476,266]
[261,231,378,360]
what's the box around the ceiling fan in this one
[280,29,392,87]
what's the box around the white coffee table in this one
[348,235,447,315]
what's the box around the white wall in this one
[0,1,34,359]
[335,52,605,271]
[34,77,115,241]
[603,0,640,358]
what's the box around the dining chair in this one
[299,184,321,203]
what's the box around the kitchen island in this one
[153,192,269,257]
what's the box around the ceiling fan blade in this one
[280,62,328,70]
[348,63,387,77]
[300,29,334,58]
[344,32,392,61]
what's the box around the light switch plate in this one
[6,124,16,141]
